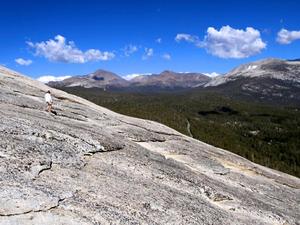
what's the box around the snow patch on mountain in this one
[122,73,151,80]
[203,72,220,77]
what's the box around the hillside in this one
[205,58,300,87]
[1,66,300,224]
[204,59,300,105]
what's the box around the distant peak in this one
[93,69,115,74]
[228,58,286,74]
[88,69,122,80]
[160,70,176,74]
[254,58,284,64]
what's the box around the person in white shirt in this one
[44,90,53,112]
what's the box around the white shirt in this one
[45,93,52,103]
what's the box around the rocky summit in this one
[130,71,211,88]
[0,66,299,225]
[205,58,300,87]
[48,69,129,89]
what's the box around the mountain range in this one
[47,58,300,105]
[49,70,211,90]
[130,70,211,88]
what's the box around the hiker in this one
[45,90,53,112]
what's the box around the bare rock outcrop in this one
[0,66,299,224]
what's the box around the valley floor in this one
[60,87,300,178]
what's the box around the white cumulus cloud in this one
[203,26,266,58]
[122,44,138,56]
[37,75,71,83]
[175,26,266,58]
[15,58,33,66]
[142,48,154,60]
[162,53,171,60]
[276,29,300,44]
[156,38,162,43]
[175,34,200,46]
[27,35,115,63]
[122,73,151,80]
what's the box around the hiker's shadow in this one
[51,110,58,115]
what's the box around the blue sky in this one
[1,0,300,80]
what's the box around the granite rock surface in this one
[0,66,299,225]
